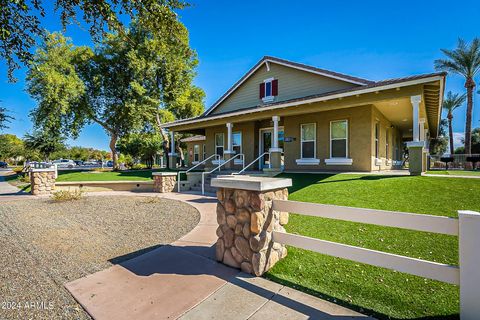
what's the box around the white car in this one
[52,159,76,168]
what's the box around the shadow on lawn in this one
[264,273,459,320]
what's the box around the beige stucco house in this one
[164,56,445,174]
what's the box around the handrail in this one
[201,153,244,194]
[233,152,270,175]
[177,154,220,192]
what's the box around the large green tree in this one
[0,0,187,81]
[23,130,66,161]
[0,134,24,163]
[442,91,466,155]
[0,105,13,131]
[28,9,203,170]
[435,38,480,155]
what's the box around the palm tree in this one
[435,38,480,155]
[442,91,466,154]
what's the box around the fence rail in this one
[271,199,480,318]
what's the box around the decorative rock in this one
[252,252,266,276]
[279,211,289,225]
[235,208,250,223]
[234,190,249,208]
[235,224,243,235]
[231,246,244,264]
[152,173,177,193]
[223,249,240,268]
[234,236,252,261]
[240,262,253,274]
[215,238,225,261]
[225,199,236,214]
[249,192,264,211]
[30,169,56,195]
[249,231,270,252]
[242,223,250,239]
[216,226,224,238]
[226,215,237,229]
[250,211,264,234]
[216,203,226,225]
[223,228,234,248]
[266,250,279,270]
[216,188,224,202]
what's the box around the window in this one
[215,133,224,157]
[375,122,379,159]
[259,78,278,102]
[203,144,206,160]
[300,123,316,159]
[193,145,200,162]
[232,132,242,154]
[330,120,348,158]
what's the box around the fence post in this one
[458,210,480,319]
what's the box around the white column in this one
[411,95,421,142]
[459,210,480,318]
[226,123,234,153]
[419,118,426,141]
[169,131,176,155]
[272,116,280,149]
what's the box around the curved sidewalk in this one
[65,191,371,320]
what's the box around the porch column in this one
[407,95,425,175]
[224,123,235,170]
[419,118,426,141]
[168,130,177,170]
[269,116,282,172]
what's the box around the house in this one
[164,56,445,175]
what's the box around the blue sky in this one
[1,0,479,150]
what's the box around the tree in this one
[0,134,24,163]
[28,9,204,170]
[0,105,13,131]
[117,132,163,168]
[429,119,448,155]
[23,131,66,161]
[442,91,466,154]
[0,0,187,81]
[435,38,480,155]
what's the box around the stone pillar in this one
[211,176,292,276]
[152,172,177,193]
[30,168,56,195]
[168,131,177,170]
[224,123,235,170]
[407,141,425,175]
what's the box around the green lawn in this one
[266,173,480,319]
[427,170,480,176]
[55,169,170,182]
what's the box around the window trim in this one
[193,144,200,163]
[329,119,349,159]
[374,121,379,160]
[232,131,243,165]
[300,123,317,160]
[262,77,275,103]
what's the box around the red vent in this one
[259,83,265,99]
[272,79,278,96]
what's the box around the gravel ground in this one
[0,195,200,320]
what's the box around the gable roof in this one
[204,56,374,116]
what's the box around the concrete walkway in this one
[0,172,32,200]
[65,191,371,320]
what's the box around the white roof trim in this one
[164,75,444,129]
[204,58,368,116]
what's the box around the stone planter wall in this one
[152,172,177,193]
[213,177,291,276]
[30,169,56,195]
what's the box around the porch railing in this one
[233,152,270,175]
[201,153,244,194]
[177,154,220,192]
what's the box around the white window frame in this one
[296,123,319,165]
[262,77,275,103]
[193,144,200,164]
[215,133,224,157]
[325,119,353,165]
[232,131,243,165]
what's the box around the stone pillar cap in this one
[211,176,292,191]
[30,168,56,172]
[152,171,177,176]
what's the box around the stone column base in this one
[211,176,293,276]
[269,149,282,171]
[223,152,235,170]
[168,153,178,170]
[30,169,56,195]
[407,142,425,176]
[153,172,177,193]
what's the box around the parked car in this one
[0,161,8,168]
[106,160,114,167]
[52,159,76,168]
[74,160,84,166]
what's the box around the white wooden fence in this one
[271,199,480,319]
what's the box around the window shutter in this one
[259,83,265,99]
[272,79,278,96]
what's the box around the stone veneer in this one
[152,172,177,193]
[212,176,292,276]
[30,169,56,195]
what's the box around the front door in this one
[259,128,284,169]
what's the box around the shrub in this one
[131,163,147,170]
[51,189,83,201]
